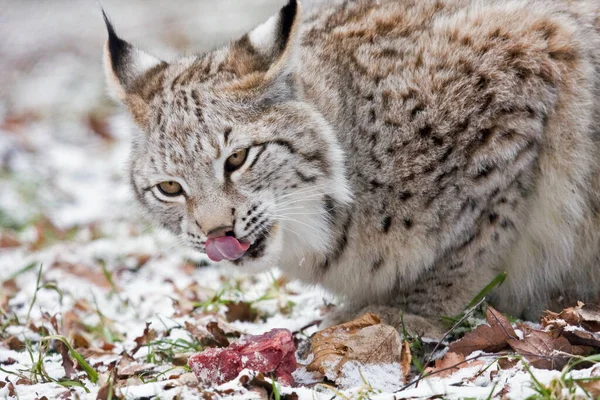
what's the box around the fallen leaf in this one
[72,332,90,350]
[449,307,516,356]
[185,319,238,349]
[51,262,112,290]
[426,352,465,378]
[401,340,412,383]
[497,357,519,370]
[578,304,600,331]
[96,366,119,400]
[340,324,403,366]
[4,381,16,397]
[116,357,155,378]
[507,330,573,370]
[1,279,18,312]
[15,378,32,385]
[240,373,299,400]
[225,301,257,323]
[424,352,486,378]
[55,341,76,379]
[172,353,190,366]
[542,302,600,333]
[59,389,75,400]
[486,306,517,339]
[78,348,117,359]
[576,378,600,397]
[101,342,116,351]
[560,327,600,350]
[206,321,230,348]
[131,323,157,356]
[0,233,21,248]
[63,310,86,334]
[87,113,114,142]
[5,336,25,351]
[307,313,403,380]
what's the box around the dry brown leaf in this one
[7,382,16,397]
[497,357,519,370]
[341,324,402,365]
[424,352,485,378]
[1,279,18,311]
[116,357,155,378]
[206,321,230,348]
[1,358,16,366]
[58,389,75,400]
[72,332,90,350]
[0,233,21,248]
[578,304,600,330]
[401,340,412,383]
[507,330,573,370]
[73,299,93,313]
[486,306,517,339]
[307,313,403,380]
[576,378,600,397]
[131,323,157,356]
[78,348,117,358]
[184,321,206,342]
[225,301,257,323]
[5,336,25,351]
[0,381,16,397]
[87,113,114,142]
[239,373,299,400]
[542,302,600,333]
[51,262,112,290]
[63,310,85,333]
[172,353,190,366]
[55,341,76,379]
[449,306,516,356]
[101,342,116,351]
[426,352,465,378]
[560,328,600,350]
[307,313,380,374]
[15,378,32,385]
[2,279,18,295]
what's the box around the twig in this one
[486,306,519,340]
[293,319,321,335]
[396,353,487,393]
[420,297,487,377]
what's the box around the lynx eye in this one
[157,181,183,197]
[225,148,249,172]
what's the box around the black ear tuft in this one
[278,0,298,52]
[101,8,131,80]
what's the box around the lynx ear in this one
[247,0,301,80]
[102,9,163,101]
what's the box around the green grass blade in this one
[466,271,507,309]
[41,335,98,383]
[55,379,90,393]
[9,261,38,280]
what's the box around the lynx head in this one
[102,1,351,271]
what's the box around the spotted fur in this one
[103,0,600,337]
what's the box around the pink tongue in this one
[205,236,251,262]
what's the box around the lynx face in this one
[102,2,351,271]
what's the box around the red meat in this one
[188,328,297,386]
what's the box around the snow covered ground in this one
[1,1,599,399]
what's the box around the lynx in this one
[103,0,600,338]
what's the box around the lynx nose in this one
[206,225,235,239]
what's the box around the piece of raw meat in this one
[188,328,297,386]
